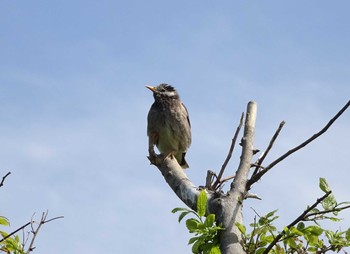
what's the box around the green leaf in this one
[286,237,298,249]
[172,207,191,213]
[322,194,337,210]
[186,218,200,232]
[235,222,246,234]
[192,238,203,253]
[305,226,323,236]
[265,209,278,218]
[0,216,9,226]
[297,222,305,231]
[256,248,266,254]
[188,236,200,244]
[208,245,221,254]
[197,190,207,217]
[290,226,303,236]
[204,214,215,227]
[328,217,341,222]
[319,178,331,193]
[0,230,8,238]
[346,228,350,241]
[307,246,317,252]
[178,211,192,223]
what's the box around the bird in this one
[146,84,191,169]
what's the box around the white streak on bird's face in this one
[155,84,179,99]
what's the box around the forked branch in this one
[249,100,350,187]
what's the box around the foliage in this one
[0,217,26,254]
[0,172,62,254]
[237,178,350,254]
[172,190,224,254]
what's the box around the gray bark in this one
[217,101,257,254]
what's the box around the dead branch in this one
[249,100,350,187]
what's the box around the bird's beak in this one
[145,85,156,93]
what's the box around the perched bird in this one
[146,84,191,169]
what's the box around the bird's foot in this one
[147,147,158,165]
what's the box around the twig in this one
[26,211,64,253]
[212,113,244,190]
[26,212,47,253]
[304,204,350,219]
[249,100,350,187]
[0,172,11,188]
[0,211,63,253]
[263,191,332,254]
[251,121,285,176]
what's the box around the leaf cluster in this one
[0,217,25,254]
[237,178,350,254]
[172,190,224,254]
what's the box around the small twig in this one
[215,174,236,191]
[44,216,64,224]
[249,100,350,187]
[0,172,11,188]
[303,204,350,219]
[27,212,47,253]
[251,121,285,176]
[263,191,332,254]
[212,113,244,190]
[26,211,64,253]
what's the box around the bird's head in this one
[146,83,180,100]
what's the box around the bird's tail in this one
[179,152,189,169]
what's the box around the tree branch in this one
[0,172,11,188]
[263,191,332,254]
[303,204,350,220]
[212,113,244,191]
[249,100,350,186]
[218,101,257,254]
[148,154,205,211]
[251,121,285,177]
[0,222,31,243]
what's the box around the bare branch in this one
[252,121,285,176]
[0,172,11,188]
[212,113,244,190]
[263,191,332,254]
[249,100,350,186]
[148,154,204,211]
[0,211,63,253]
[26,211,64,253]
[219,101,257,254]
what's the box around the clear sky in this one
[1,1,349,253]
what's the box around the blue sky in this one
[1,1,350,253]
